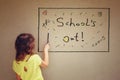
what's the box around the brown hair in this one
[15,33,35,61]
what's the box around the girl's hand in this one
[44,43,50,51]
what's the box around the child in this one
[12,33,50,80]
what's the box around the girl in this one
[12,33,50,80]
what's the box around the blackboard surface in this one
[38,8,110,52]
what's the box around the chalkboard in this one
[38,8,110,52]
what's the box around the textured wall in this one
[0,0,120,80]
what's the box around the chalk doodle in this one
[38,8,110,52]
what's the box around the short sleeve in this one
[12,60,21,75]
[32,54,42,66]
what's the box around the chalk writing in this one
[63,33,83,43]
[42,10,47,15]
[38,8,110,52]
[42,18,96,27]
[56,17,96,27]
[92,36,106,47]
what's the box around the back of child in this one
[13,33,50,80]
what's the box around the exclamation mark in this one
[81,32,84,42]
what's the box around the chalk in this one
[47,33,49,43]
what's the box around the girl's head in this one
[15,33,35,61]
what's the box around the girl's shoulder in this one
[13,53,40,63]
[31,53,39,57]
[13,59,22,65]
[29,53,42,63]
[30,53,41,60]
[21,53,39,62]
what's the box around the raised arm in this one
[40,43,50,68]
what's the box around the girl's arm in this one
[16,73,21,80]
[40,43,50,68]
